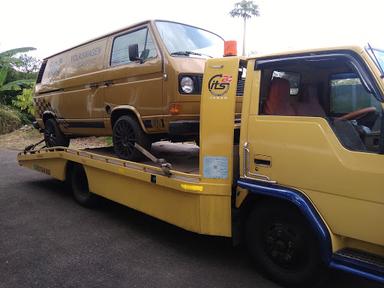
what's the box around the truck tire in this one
[44,118,70,147]
[112,115,150,161]
[245,200,325,286]
[70,164,99,207]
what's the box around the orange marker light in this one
[169,103,181,115]
[224,40,237,57]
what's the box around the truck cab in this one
[237,46,384,284]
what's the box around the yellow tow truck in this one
[18,46,384,286]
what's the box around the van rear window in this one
[36,60,47,84]
[111,28,157,66]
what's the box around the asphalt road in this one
[0,149,382,288]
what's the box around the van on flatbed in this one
[21,48,384,286]
[33,20,244,161]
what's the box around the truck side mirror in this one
[128,44,142,63]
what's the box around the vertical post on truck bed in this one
[199,57,240,185]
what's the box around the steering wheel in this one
[335,107,377,121]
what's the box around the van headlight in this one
[180,76,194,94]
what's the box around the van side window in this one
[111,28,157,66]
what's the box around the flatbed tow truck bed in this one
[17,139,232,237]
[83,141,200,174]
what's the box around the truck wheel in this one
[112,115,150,161]
[245,201,324,286]
[44,118,70,147]
[70,164,99,207]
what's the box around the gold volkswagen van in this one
[33,20,243,160]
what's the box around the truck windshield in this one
[155,21,224,58]
[367,46,384,75]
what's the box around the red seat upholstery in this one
[264,78,295,116]
[294,85,326,117]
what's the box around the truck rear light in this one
[169,103,181,115]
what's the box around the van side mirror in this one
[128,44,143,63]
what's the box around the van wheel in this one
[245,201,324,286]
[70,163,99,207]
[112,115,150,161]
[44,118,70,147]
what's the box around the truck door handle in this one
[254,158,271,167]
[242,143,276,183]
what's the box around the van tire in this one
[245,201,324,286]
[112,115,150,161]
[44,118,70,147]
[70,164,99,207]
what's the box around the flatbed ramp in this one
[17,141,232,237]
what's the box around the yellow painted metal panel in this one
[246,116,384,246]
[85,166,202,233]
[19,158,67,181]
[199,57,239,185]
[17,146,233,236]
[199,194,231,236]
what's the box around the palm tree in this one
[229,0,260,56]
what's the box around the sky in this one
[1,0,384,59]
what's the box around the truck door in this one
[242,54,384,247]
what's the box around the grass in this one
[0,105,22,135]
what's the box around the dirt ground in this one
[0,125,111,151]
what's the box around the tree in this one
[16,54,42,74]
[0,47,38,104]
[229,0,260,56]
[0,47,36,87]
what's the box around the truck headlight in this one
[180,76,194,94]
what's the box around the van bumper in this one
[169,120,199,136]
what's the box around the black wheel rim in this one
[44,122,56,146]
[263,222,305,270]
[114,119,136,158]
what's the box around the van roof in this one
[44,19,223,60]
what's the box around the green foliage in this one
[230,0,260,19]
[105,136,113,146]
[0,46,38,89]
[0,47,40,119]
[12,88,35,116]
[0,79,35,92]
[0,105,22,134]
[0,47,36,67]
[0,67,7,87]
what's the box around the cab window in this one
[272,71,300,95]
[257,55,383,153]
[111,28,157,66]
[330,73,381,115]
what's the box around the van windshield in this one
[155,21,224,58]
